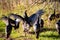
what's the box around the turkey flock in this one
[1,9,60,40]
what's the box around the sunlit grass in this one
[0,1,60,40]
[0,21,60,40]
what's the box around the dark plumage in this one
[35,17,40,38]
[9,13,24,21]
[14,19,20,30]
[40,19,44,31]
[49,9,55,21]
[24,10,44,38]
[28,10,44,26]
[9,9,44,30]
[55,14,60,18]
[9,9,44,38]
[49,9,60,21]
[33,18,44,39]
[56,20,60,34]
[1,16,20,39]
[1,16,14,39]
[6,21,12,38]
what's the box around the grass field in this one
[0,20,60,40]
[0,1,60,40]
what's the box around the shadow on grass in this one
[0,33,5,38]
[39,28,60,39]
[0,28,4,32]
[28,31,35,34]
[43,28,56,32]
[12,35,33,40]
[27,28,56,34]
[40,35,60,38]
